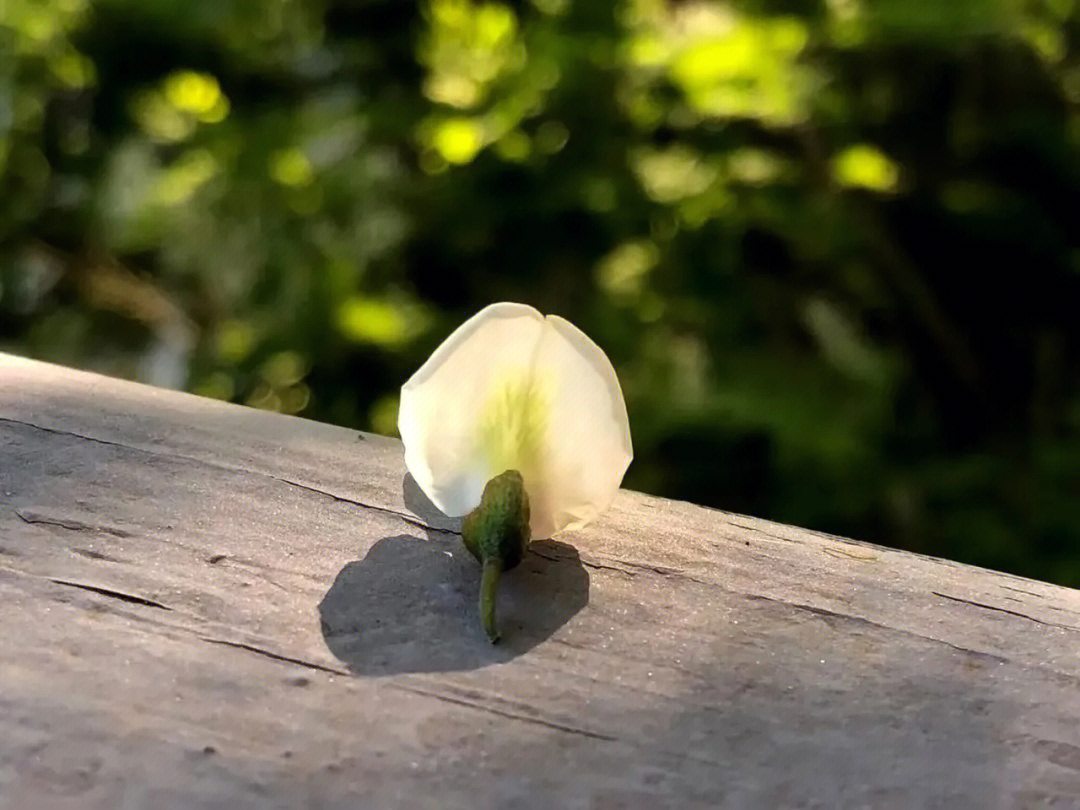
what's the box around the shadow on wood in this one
[318,536,589,674]
[401,472,462,534]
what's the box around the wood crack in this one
[2,415,452,538]
[390,683,618,742]
[999,584,1045,598]
[724,518,802,545]
[579,558,639,577]
[193,634,620,743]
[15,509,132,538]
[601,557,711,585]
[567,551,1080,669]
[528,549,561,563]
[49,578,171,610]
[263,474,456,537]
[932,591,1079,632]
[200,637,349,676]
[0,416,137,455]
[740,591,1022,666]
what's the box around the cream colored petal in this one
[399,302,632,538]
[525,315,633,538]
[399,302,546,517]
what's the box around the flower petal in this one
[399,302,633,538]
[399,303,546,517]
[526,315,633,538]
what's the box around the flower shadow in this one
[401,471,461,533]
[318,475,590,675]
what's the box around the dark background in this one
[3,0,1079,584]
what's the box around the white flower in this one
[399,302,633,539]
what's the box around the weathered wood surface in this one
[1,352,1079,810]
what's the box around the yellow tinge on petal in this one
[470,367,552,495]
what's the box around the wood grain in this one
[1,352,1079,809]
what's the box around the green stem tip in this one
[480,558,503,643]
[461,469,531,644]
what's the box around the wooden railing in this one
[2,352,1078,808]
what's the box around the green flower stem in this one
[480,558,503,643]
[461,469,531,644]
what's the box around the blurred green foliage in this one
[3,0,1080,584]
